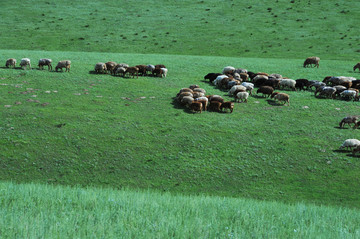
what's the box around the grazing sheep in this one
[269,73,282,79]
[105,61,117,74]
[146,64,155,75]
[160,68,168,78]
[193,92,205,98]
[94,62,107,74]
[257,86,274,98]
[334,85,347,98]
[115,67,127,77]
[55,60,71,72]
[241,82,254,95]
[176,92,193,102]
[38,58,52,71]
[153,67,167,77]
[353,63,360,71]
[190,101,203,113]
[340,90,358,100]
[113,63,129,76]
[235,91,249,103]
[220,101,234,113]
[239,73,249,81]
[136,65,147,76]
[271,92,290,106]
[209,101,222,112]
[340,139,360,151]
[189,84,200,90]
[207,95,224,103]
[352,145,360,155]
[181,96,194,107]
[339,116,358,128]
[20,58,31,70]
[179,88,193,94]
[315,86,336,99]
[303,56,320,68]
[263,78,280,89]
[279,79,296,91]
[195,97,208,110]
[204,73,222,83]
[309,81,326,90]
[5,58,16,68]
[213,75,228,86]
[228,85,246,95]
[193,88,206,94]
[222,66,235,75]
[234,68,248,74]
[295,79,310,91]
[155,64,166,69]
[125,66,139,78]
[252,75,268,86]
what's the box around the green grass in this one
[0,0,359,60]
[1,182,360,238]
[1,49,360,208]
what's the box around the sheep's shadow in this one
[266,99,285,106]
[334,126,355,130]
[89,70,107,75]
[333,149,350,153]
[346,153,360,158]
[252,95,269,99]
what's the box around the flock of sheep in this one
[5,58,71,72]
[94,62,168,78]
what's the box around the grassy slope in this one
[0,0,359,60]
[1,49,360,208]
[2,182,360,238]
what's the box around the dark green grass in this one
[2,49,360,208]
[0,0,359,60]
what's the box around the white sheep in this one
[340,90,358,100]
[234,68,248,74]
[228,85,246,95]
[269,73,283,79]
[222,66,235,75]
[235,92,249,103]
[213,75,228,86]
[94,62,107,74]
[160,67,168,78]
[115,67,127,77]
[241,82,254,95]
[20,58,31,70]
[340,139,360,151]
[279,79,296,91]
[146,64,155,75]
[181,96,194,107]
[5,58,16,68]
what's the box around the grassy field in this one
[1,182,360,238]
[0,0,359,60]
[1,49,360,208]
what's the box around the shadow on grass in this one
[346,153,360,158]
[333,149,351,153]
[266,99,287,106]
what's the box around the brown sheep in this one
[353,63,360,71]
[55,60,71,72]
[271,92,290,106]
[136,65,147,76]
[105,61,117,74]
[220,101,234,113]
[125,67,139,78]
[339,116,358,129]
[190,101,202,113]
[303,56,320,68]
[257,86,274,98]
[209,101,222,112]
[38,59,52,71]
[5,58,16,68]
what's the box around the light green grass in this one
[0,0,359,60]
[1,182,360,238]
[1,49,360,208]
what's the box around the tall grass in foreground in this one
[0,182,359,238]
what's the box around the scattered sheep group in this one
[5,58,71,72]
[93,62,168,78]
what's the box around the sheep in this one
[263,78,280,89]
[20,58,31,70]
[179,88,193,94]
[235,91,249,103]
[303,56,320,68]
[295,79,310,91]
[153,67,167,77]
[176,92,193,102]
[94,62,107,74]
[193,88,206,94]
[190,101,203,113]
[55,60,71,72]
[204,73,222,83]
[222,66,235,75]
[353,63,360,71]
[181,96,194,107]
[316,86,336,99]
[213,75,228,86]
[234,68,248,74]
[279,79,296,91]
[257,86,274,98]
[227,80,241,89]
[220,101,234,113]
[146,64,155,75]
[269,73,282,79]
[136,65,147,76]
[233,73,242,82]
[239,73,249,81]
[340,139,360,151]
[241,82,254,95]
[228,85,246,95]
[5,58,16,68]
[207,95,224,103]
[339,116,358,128]
[334,85,347,98]
[113,63,129,76]
[189,85,200,90]
[209,101,222,112]
[193,92,205,98]
[195,97,208,110]
[252,75,268,86]
[105,61,117,74]
[125,66,139,78]
[38,58,52,71]
[160,68,168,78]
[309,81,326,90]
[271,92,290,106]
[340,90,358,101]
[352,145,360,155]
[155,64,166,69]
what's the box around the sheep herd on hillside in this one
[5,58,71,72]
[94,62,168,78]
